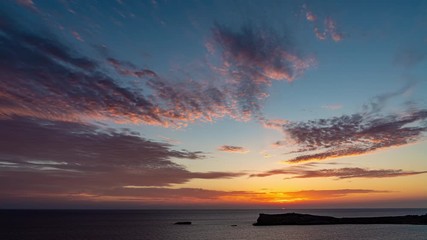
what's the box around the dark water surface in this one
[1,209,427,240]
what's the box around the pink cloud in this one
[251,165,427,179]
[71,31,84,42]
[218,145,249,153]
[284,110,427,163]
[302,5,344,42]
[15,0,37,10]
[305,11,317,22]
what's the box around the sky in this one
[1,0,427,209]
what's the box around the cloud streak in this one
[218,145,249,153]
[277,189,387,201]
[251,166,427,179]
[283,110,427,163]
[393,48,427,69]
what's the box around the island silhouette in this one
[253,213,427,226]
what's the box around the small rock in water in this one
[174,221,192,225]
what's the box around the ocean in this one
[1,209,427,240]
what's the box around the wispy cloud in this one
[0,183,388,206]
[1,12,314,127]
[218,145,249,153]
[104,187,387,203]
[250,166,427,179]
[0,14,236,127]
[276,189,388,201]
[71,31,84,42]
[363,81,415,113]
[211,23,313,118]
[262,118,289,131]
[284,109,427,163]
[0,15,166,125]
[302,5,343,42]
[393,48,426,69]
[15,0,37,11]
[108,58,157,78]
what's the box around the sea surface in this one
[1,209,427,240]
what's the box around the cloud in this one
[71,31,84,42]
[302,5,343,42]
[108,187,253,201]
[305,11,317,22]
[0,14,238,127]
[108,58,157,79]
[284,109,427,163]
[211,23,313,118]
[2,12,311,127]
[0,116,244,199]
[277,189,387,201]
[325,17,343,42]
[250,166,427,179]
[146,77,233,125]
[0,180,387,206]
[262,118,289,131]
[393,48,426,69]
[98,187,387,203]
[363,81,415,113]
[15,0,37,11]
[0,10,315,127]
[218,145,249,153]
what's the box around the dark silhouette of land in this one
[253,213,427,226]
[174,221,192,225]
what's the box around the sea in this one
[1,209,427,240]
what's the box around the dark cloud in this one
[217,145,249,153]
[282,110,427,163]
[0,116,244,199]
[212,23,312,118]
[250,166,427,179]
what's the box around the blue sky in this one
[0,0,426,208]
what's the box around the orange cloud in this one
[218,145,249,153]
[251,166,427,179]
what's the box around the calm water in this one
[1,209,427,240]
